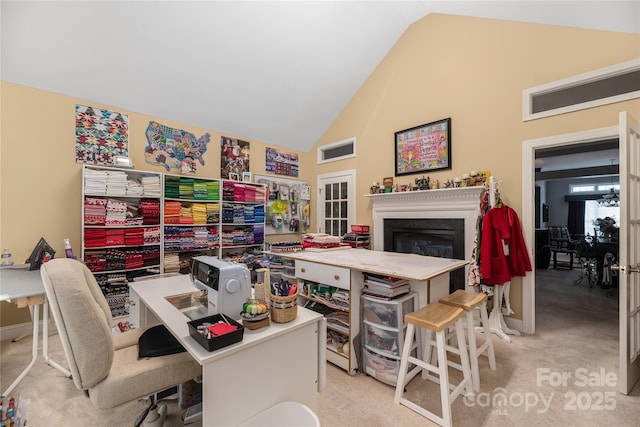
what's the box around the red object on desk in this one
[208,323,238,337]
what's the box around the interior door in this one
[316,170,355,236]
[618,111,640,394]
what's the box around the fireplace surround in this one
[366,186,485,290]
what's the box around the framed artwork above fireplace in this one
[394,117,451,176]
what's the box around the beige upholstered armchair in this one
[40,258,201,426]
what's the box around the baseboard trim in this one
[504,316,523,333]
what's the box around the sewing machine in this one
[190,256,251,320]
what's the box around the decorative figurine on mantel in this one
[370,182,380,194]
[415,176,430,190]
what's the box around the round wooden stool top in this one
[439,289,487,311]
[404,302,464,333]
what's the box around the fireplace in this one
[384,218,465,291]
[366,186,484,292]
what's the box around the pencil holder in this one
[269,291,298,323]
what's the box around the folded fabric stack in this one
[164,226,181,252]
[179,178,194,199]
[125,227,144,246]
[84,169,108,195]
[143,226,160,244]
[193,226,210,249]
[124,250,144,270]
[105,249,126,270]
[244,205,255,224]
[233,205,245,224]
[141,175,161,197]
[105,229,125,246]
[254,205,265,224]
[139,199,160,225]
[192,203,207,224]
[142,246,160,266]
[302,233,342,249]
[164,201,181,224]
[207,181,220,200]
[255,186,266,203]
[126,179,143,196]
[164,175,181,198]
[193,181,208,200]
[179,205,194,224]
[84,229,106,248]
[84,197,106,225]
[179,228,195,251]
[221,203,234,223]
[253,224,264,244]
[244,185,256,202]
[106,171,128,196]
[106,199,127,225]
[206,203,220,224]
[164,252,180,273]
[234,183,246,202]
[84,253,106,272]
[223,181,235,201]
[207,227,219,248]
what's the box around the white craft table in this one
[266,248,468,307]
[0,265,71,397]
[129,275,326,426]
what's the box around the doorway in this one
[522,125,619,334]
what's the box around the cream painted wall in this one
[305,14,640,320]
[0,82,308,326]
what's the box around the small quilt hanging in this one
[75,104,129,165]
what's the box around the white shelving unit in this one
[219,180,266,270]
[163,174,221,274]
[295,260,359,375]
[81,165,164,318]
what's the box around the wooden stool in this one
[394,303,473,427]
[439,289,497,392]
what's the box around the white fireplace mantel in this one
[365,187,485,261]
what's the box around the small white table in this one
[0,265,71,397]
[129,275,326,426]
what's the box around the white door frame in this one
[316,169,357,234]
[521,126,619,334]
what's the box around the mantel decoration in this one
[394,117,451,176]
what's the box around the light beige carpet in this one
[2,267,639,426]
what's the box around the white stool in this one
[394,303,473,427]
[439,289,497,392]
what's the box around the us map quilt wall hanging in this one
[265,147,298,177]
[221,136,250,180]
[75,104,129,165]
[144,121,211,174]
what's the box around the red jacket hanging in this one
[480,205,532,285]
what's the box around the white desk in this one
[0,265,71,397]
[129,275,326,426]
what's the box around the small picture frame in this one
[229,172,240,181]
[242,172,252,182]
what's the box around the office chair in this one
[40,258,201,426]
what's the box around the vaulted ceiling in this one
[2,1,639,152]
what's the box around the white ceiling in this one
[2,1,639,152]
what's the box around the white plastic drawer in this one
[362,294,416,328]
[363,322,402,357]
[362,349,401,385]
[295,260,350,290]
